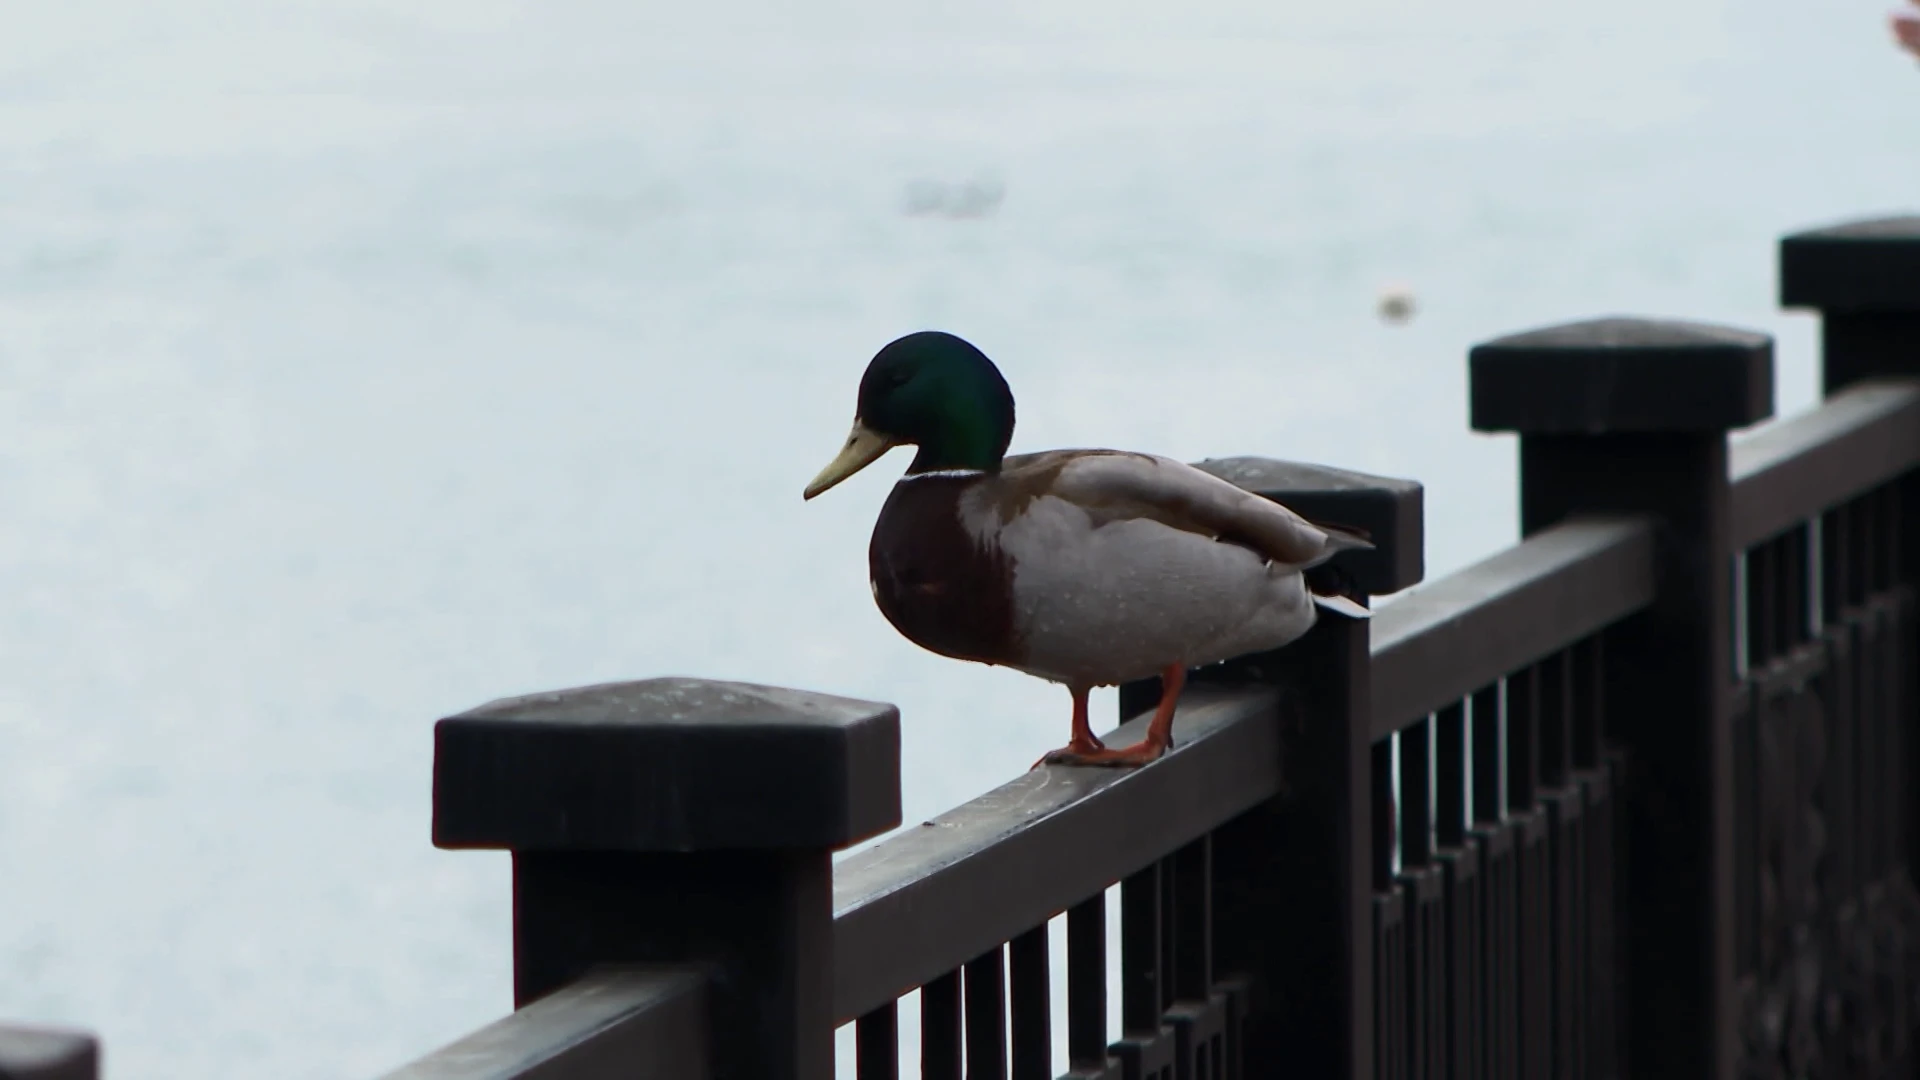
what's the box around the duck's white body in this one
[927,449,1365,689]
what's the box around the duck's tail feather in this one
[1303,561,1371,620]
[1312,592,1372,620]
[1294,517,1373,572]
[1312,518,1373,551]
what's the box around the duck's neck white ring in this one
[902,468,987,482]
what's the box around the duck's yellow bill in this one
[804,421,895,500]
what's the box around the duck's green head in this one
[804,331,1016,499]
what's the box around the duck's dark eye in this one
[884,369,913,390]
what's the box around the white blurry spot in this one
[1377,284,1417,325]
[901,175,1005,219]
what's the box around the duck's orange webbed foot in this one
[1038,738,1170,769]
[1031,684,1104,769]
[1033,666,1185,771]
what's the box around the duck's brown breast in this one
[868,475,1022,668]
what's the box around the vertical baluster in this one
[924,970,963,1080]
[1809,514,1826,638]
[1747,539,1776,671]
[1376,739,1399,890]
[1821,507,1848,627]
[1854,490,1877,607]
[1765,535,1788,659]
[1571,636,1603,770]
[1873,482,1897,594]
[1505,666,1550,1080]
[1173,840,1212,1001]
[1404,721,1435,872]
[1008,927,1050,1080]
[1374,739,1406,1080]
[1118,866,1175,1079]
[1470,682,1515,1080]
[1159,855,1178,1016]
[1123,865,1162,1036]
[1787,525,1811,649]
[1401,718,1447,1080]
[1435,700,1482,1080]
[1473,686,1503,826]
[858,1001,900,1080]
[1539,653,1571,790]
[1437,704,1468,852]
[1540,651,1584,1080]
[1574,635,1621,1078]
[1507,670,1539,813]
[965,947,1008,1080]
[1066,896,1111,1076]
[1377,898,1408,1080]
[1768,534,1788,655]
[1774,530,1802,653]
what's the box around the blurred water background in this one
[1,0,1916,1075]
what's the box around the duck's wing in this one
[997,449,1372,569]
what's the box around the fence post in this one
[432,677,902,1080]
[1155,457,1422,1080]
[1470,317,1774,1080]
[1780,215,1920,393]
[0,1023,98,1080]
[1783,214,1920,1063]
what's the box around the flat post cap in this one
[433,677,902,852]
[1470,316,1773,434]
[0,1024,99,1080]
[1781,216,1920,312]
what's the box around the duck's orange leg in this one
[1037,665,1184,769]
[1030,685,1103,769]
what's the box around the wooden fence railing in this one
[6,215,1917,1080]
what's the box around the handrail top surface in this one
[1727,377,1920,548]
[833,684,1277,914]
[376,968,707,1080]
[1369,515,1658,739]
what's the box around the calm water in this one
[0,0,1914,1075]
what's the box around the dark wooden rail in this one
[1369,515,1656,739]
[12,215,1918,1080]
[378,969,707,1080]
[1728,379,1920,550]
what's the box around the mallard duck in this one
[804,331,1372,768]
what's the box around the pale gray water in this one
[0,0,1914,1075]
